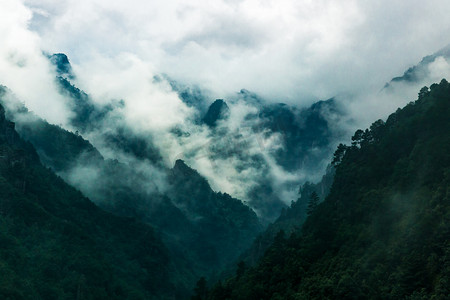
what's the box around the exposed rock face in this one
[203,99,230,127]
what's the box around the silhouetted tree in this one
[236,261,246,279]
[307,191,319,216]
[351,129,364,147]
[332,144,347,166]
[192,277,208,300]
[418,86,429,99]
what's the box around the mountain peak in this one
[202,99,230,127]
[173,158,189,170]
[49,53,74,79]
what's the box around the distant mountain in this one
[198,96,347,222]
[48,53,74,79]
[385,44,450,87]
[158,74,210,116]
[202,99,230,127]
[254,98,342,172]
[46,53,349,224]
[0,85,262,283]
[1,51,350,293]
[167,159,262,271]
[0,103,185,299]
[206,79,450,299]
[237,165,335,268]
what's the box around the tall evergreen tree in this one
[307,191,319,216]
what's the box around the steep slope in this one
[0,104,185,299]
[194,95,346,222]
[254,99,341,172]
[206,79,450,299]
[0,86,262,282]
[44,54,349,224]
[167,160,261,272]
[236,166,335,268]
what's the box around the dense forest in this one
[0,103,188,299]
[202,80,450,299]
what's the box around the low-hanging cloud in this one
[1,0,450,221]
[0,0,73,125]
[344,55,450,131]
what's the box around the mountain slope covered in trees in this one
[204,80,450,299]
[0,51,348,280]
[0,103,189,299]
[0,84,262,285]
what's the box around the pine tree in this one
[191,277,208,300]
[307,191,319,216]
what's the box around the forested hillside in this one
[0,84,262,286]
[204,80,450,299]
[0,103,186,299]
[235,166,335,269]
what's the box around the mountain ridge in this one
[204,79,450,299]
[0,102,187,299]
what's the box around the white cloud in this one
[18,0,450,103]
[0,0,72,125]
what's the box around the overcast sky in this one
[0,0,445,103]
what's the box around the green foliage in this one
[208,79,450,299]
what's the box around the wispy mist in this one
[1,0,450,220]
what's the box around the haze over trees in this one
[204,79,450,299]
[0,43,449,300]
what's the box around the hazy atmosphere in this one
[2,0,450,214]
[3,0,450,110]
[1,0,450,299]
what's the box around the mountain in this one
[0,85,262,283]
[202,99,230,127]
[0,103,186,299]
[254,98,342,172]
[236,165,335,268]
[1,52,349,294]
[48,53,74,79]
[190,93,347,222]
[44,53,349,224]
[241,98,345,221]
[204,79,450,299]
[385,44,450,88]
[167,160,261,271]
[43,53,347,223]
[158,74,210,116]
